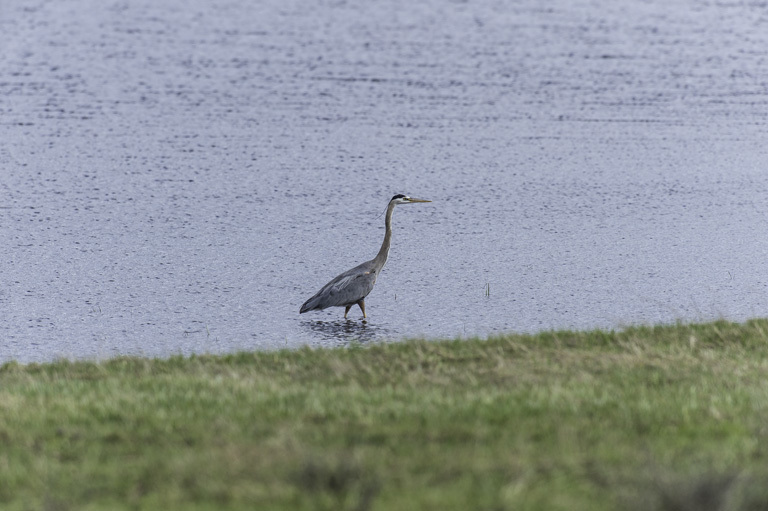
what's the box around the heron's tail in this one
[299,297,316,314]
[300,287,335,314]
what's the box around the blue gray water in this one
[2,0,768,362]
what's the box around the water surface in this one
[2,0,768,362]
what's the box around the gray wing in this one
[300,261,378,312]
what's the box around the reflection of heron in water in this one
[300,194,431,319]
[302,319,389,346]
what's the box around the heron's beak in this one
[406,197,431,203]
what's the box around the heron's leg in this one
[357,299,366,318]
[344,305,352,319]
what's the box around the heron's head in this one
[391,194,431,204]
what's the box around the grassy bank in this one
[2,320,768,510]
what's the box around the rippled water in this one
[2,0,768,362]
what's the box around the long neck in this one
[372,201,396,270]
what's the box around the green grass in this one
[2,319,768,510]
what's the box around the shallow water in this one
[2,0,768,362]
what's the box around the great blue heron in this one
[300,194,432,319]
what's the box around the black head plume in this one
[391,194,407,201]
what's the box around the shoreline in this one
[2,319,767,509]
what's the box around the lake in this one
[2,0,768,362]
